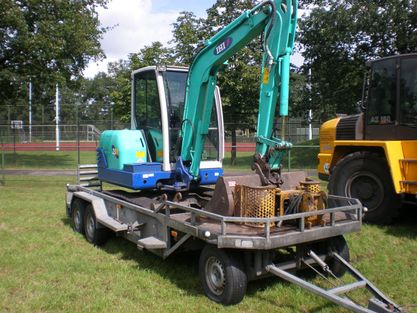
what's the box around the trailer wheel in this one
[83,204,110,246]
[325,236,350,278]
[329,152,398,224]
[199,245,247,305]
[71,199,85,234]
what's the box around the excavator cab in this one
[364,53,417,140]
[97,66,224,190]
[93,65,224,190]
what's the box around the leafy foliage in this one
[105,42,175,123]
[170,12,204,65]
[298,0,417,120]
[0,0,108,109]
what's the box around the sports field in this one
[0,174,416,312]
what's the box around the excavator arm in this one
[180,0,297,185]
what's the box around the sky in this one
[83,0,217,77]
[84,0,303,78]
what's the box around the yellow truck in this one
[318,54,417,223]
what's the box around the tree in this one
[0,0,108,115]
[79,73,116,128]
[170,12,204,65]
[204,0,262,165]
[298,0,417,121]
[107,42,175,123]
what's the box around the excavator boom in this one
[180,0,297,183]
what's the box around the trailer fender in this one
[72,191,128,232]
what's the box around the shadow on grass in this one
[62,214,342,310]
[223,154,252,168]
[5,152,75,168]
[383,204,417,238]
[62,209,347,312]
[62,215,202,295]
[283,147,320,170]
[102,236,203,296]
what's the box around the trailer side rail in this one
[69,185,362,247]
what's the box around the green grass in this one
[1,151,96,169]
[0,176,416,312]
[1,147,319,171]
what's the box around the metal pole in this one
[28,79,32,143]
[308,68,313,141]
[111,106,114,130]
[0,134,4,186]
[76,98,80,166]
[55,84,60,151]
[7,106,10,143]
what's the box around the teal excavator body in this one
[97,0,298,190]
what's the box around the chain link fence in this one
[0,105,320,177]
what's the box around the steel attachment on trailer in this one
[266,251,403,313]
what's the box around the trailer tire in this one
[325,235,349,278]
[329,152,398,224]
[71,198,85,234]
[199,245,247,305]
[83,204,110,246]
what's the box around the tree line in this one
[1,0,416,128]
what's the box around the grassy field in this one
[0,146,319,172]
[1,176,416,312]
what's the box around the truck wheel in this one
[71,199,85,234]
[83,204,110,246]
[199,245,247,305]
[329,152,398,224]
[325,235,349,278]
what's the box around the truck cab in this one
[318,54,417,223]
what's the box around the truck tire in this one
[199,245,247,305]
[329,152,398,224]
[71,198,85,234]
[83,204,110,246]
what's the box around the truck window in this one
[400,57,417,128]
[367,59,396,125]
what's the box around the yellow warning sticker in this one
[263,68,269,84]
[136,151,146,158]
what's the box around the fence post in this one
[1,138,5,186]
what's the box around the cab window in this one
[400,57,417,127]
[367,59,396,125]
